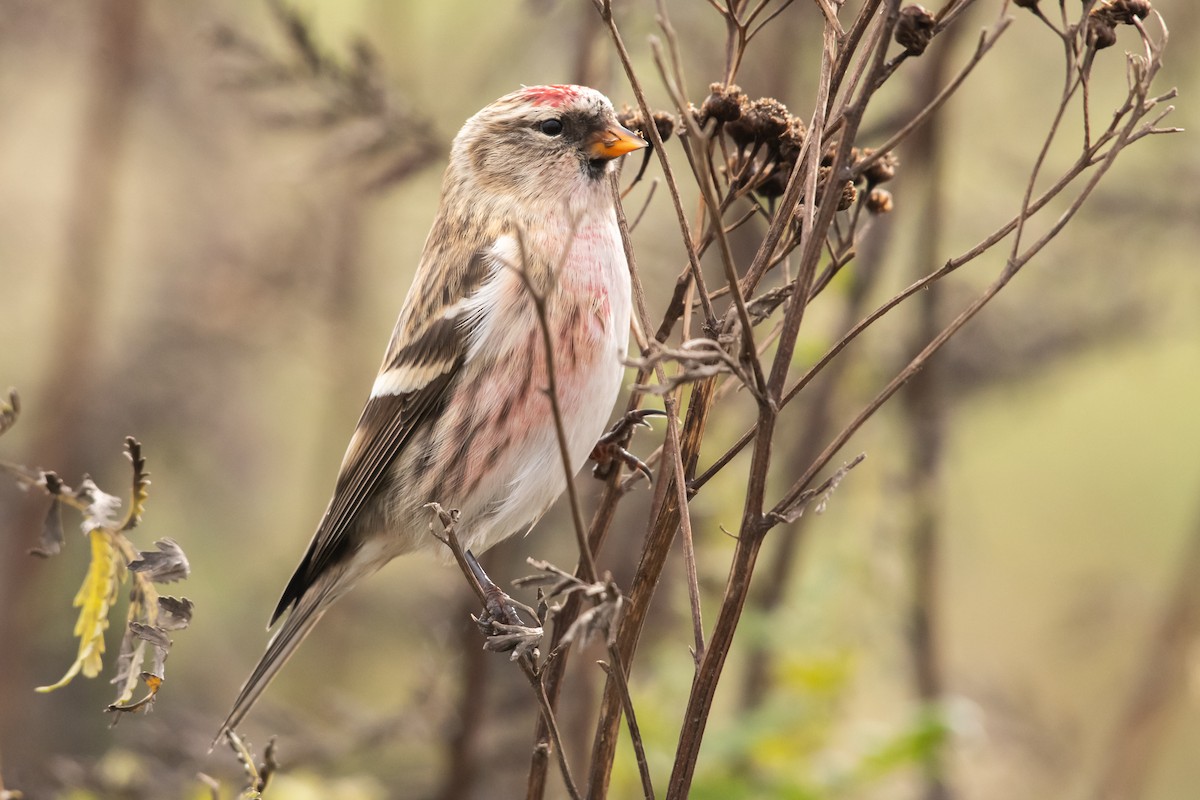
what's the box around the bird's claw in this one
[590,408,666,481]
[476,619,544,661]
[465,550,543,660]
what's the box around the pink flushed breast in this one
[520,85,581,107]
[449,309,606,499]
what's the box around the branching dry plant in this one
[418,2,1179,799]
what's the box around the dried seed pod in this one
[1096,0,1151,25]
[866,187,894,214]
[651,111,676,144]
[820,143,861,170]
[816,165,833,198]
[895,5,936,56]
[700,82,745,125]
[860,148,898,186]
[838,181,858,211]
[1086,14,1118,49]
[617,105,675,146]
[727,96,790,148]
[616,104,643,133]
[776,116,807,161]
[748,97,790,141]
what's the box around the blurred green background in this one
[1,1,1197,798]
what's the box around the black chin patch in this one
[586,157,608,180]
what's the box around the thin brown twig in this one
[650,38,769,399]
[850,15,1011,180]
[769,51,1169,518]
[427,503,582,800]
[667,405,705,665]
[666,5,900,796]
[600,641,655,799]
[599,0,717,328]
[690,61,1170,495]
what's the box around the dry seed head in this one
[895,5,937,56]
[1086,14,1118,49]
[617,105,674,146]
[861,148,898,186]
[727,96,790,147]
[821,141,859,168]
[1094,0,1152,25]
[806,166,854,210]
[777,116,807,161]
[651,111,676,144]
[867,187,894,214]
[700,83,745,125]
[616,104,642,133]
[749,97,790,141]
[838,181,858,211]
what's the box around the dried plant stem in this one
[600,643,655,799]
[588,376,716,800]
[428,504,582,800]
[692,74,1170,496]
[739,234,886,710]
[597,0,716,328]
[526,473,627,800]
[665,15,840,800]
[650,37,767,398]
[770,87,1153,519]
[667,407,705,665]
[850,15,1010,180]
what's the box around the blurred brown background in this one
[1,1,1198,798]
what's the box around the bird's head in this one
[448,84,647,211]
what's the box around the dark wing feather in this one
[270,248,491,625]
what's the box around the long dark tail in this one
[213,587,330,748]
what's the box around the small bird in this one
[217,85,646,738]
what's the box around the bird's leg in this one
[464,550,543,660]
[590,408,667,481]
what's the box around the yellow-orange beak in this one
[588,124,648,160]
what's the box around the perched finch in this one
[217,85,646,738]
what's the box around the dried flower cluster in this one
[1087,0,1153,50]
[616,105,676,148]
[895,5,937,56]
[688,83,901,218]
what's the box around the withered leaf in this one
[128,538,190,583]
[157,596,194,631]
[110,625,144,700]
[28,500,65,558]
[106,671,164,716]
[129,620,171,649]
[120,436,151,532]
[125,622,172,688]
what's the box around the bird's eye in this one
[539,118,564,136]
